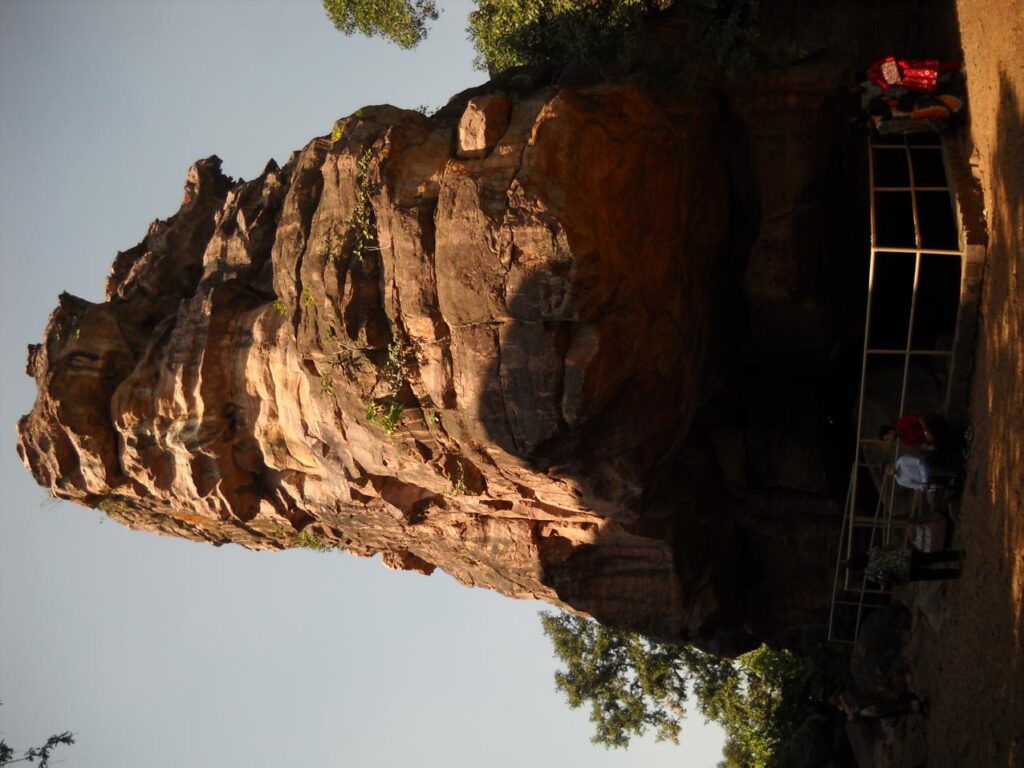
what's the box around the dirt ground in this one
[904,2,1024,766]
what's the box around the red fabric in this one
[899,60,942,92]
[895,414,928,446]
[868,57,960,93]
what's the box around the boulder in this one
[456,93,512,158]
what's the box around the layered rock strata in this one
[18,81,845,652]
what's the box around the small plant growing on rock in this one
[321,226,343,263]
[320,372,336,398]
[345,151,374,262]
[297,529,334,552]
[268,522,293,537]
[302,288,314,307]
[384,339,408,395]
[365,401,404,435]
[97,497,131,516]
[320,326,360,377]
[444,461,468,496]
[272,298,287,316]
[361,337,409,436]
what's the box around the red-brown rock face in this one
[18,82,842,652]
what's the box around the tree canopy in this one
[540,610,700,747]
[541,612,845,768]
[322,0,440,49]
[321,0,667,71]
[467,0,662,73]
[319,1,775,76]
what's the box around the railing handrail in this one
[828,133,966,643]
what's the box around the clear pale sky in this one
[0,2,725,765]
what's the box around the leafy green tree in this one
[319,1,772,76]
[540,611,699,746]
[322,0,439,48]
[694,644,812,768]
[542,612,843,767]
[467,0,664,73]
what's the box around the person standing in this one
[883,455,959,492]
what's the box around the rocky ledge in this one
[18,73,857,654]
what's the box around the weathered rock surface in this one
[18,78,851,652]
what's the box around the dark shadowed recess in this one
[473,93,872,653]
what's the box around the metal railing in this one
[827,134,967,643]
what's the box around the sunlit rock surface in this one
[18,79,848,653]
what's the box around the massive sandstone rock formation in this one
[18,77,854,653]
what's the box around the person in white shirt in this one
[883,455,959,492]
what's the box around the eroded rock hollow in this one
[19,77,855,653]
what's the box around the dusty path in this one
[907,2,1023,766]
